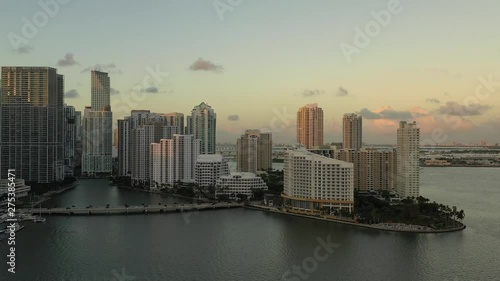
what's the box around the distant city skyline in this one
[1,1,499,144]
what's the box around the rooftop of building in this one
[221,172,260,179]
[197,154,224,162]
[288,148,354,166]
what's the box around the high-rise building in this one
[82,71,112,176]
[396,121,420,199]
[343,113,362,150]
[74,110,82,175]
[0,66,64,183]
[130,125,156,185]
[91,70,111,111]
[117,119,130,176]
[297,104,323,149]
[150,135,201,189]
[335,148,396,191]
[63,105,77,177]
[186,102,216,154]
[195,154,230,188]
[117,110,180,178]
[282,149,354,214]
[236,129,272,173]
[159,112,184,137]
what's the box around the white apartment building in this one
[117,111,181,177]
[150,135,200,189]
[215,172,268,198]
[195,154,230,187]
[283,149,354,214]
[396,121,420,199]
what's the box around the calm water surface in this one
[1,167,499,281]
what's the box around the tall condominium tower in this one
[82,71,112,176]
[343,113,362,150]
[117,110,180,178]
[63,104,77,177]
[91,70,111,111]
[0,67,64,183]
[335,148,396,191]
[396,121,420,199]
[236,129,272,173]
[160,112,184,137]
[150,135,201,189]
[186,102,216,154]
[297,104,323,149]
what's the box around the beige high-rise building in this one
[397,121,420,199]
[335,148,397,191]
[237,130,272,173]
[343,113,362,150]
[297,104,323,149]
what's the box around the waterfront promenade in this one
[19,202,242,215]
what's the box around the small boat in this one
[33,217,46,223]
[33,203,46,223]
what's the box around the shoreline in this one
[115,185,211,202]
[25,182,79,207]
[423,165,500,168]
[245,205,466,234]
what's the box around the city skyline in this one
[1,1,499,144]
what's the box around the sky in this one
[1,0,499,145]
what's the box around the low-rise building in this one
[195,154,230,187]
[215,172,268,198]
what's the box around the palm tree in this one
[457,209,465,222]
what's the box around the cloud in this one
[336,87,349,97]
[13,45,32,54]
[227,115,239,121]
[64,89,79,99]
[110,88,120,95]
[358,107,413,120]
[302,89,324,97]
[56,53,78,67]
[435,101,492,116]
[189,58,223,73]
[426,98,440,104]
[81,63,120,73]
